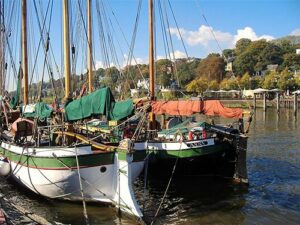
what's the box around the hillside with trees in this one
[18,35,300,102]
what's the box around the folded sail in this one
[65,87,134,121]
[151,100,243,119]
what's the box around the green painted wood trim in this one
[0,147,115,169]
[148,144,225,159]
[117,149,147,162]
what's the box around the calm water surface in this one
[1,108,299,225]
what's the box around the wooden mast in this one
[87,0,93,93]
[0,0,3,95]
[149,0,156,129]
[21,0,28,104]
[63,0,71,99]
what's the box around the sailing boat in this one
[126,0,249,183]
[0,0,143,219]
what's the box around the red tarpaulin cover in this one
[151,100,243,119]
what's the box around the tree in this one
[219,77,239,90]
[235,38,251,55]
[250,76,262,89]
[278,68,296,91]
[259,42,283,68]
[233,51,256,75]
[156,59,172,88]
[222,49,235,60]
[196,54,225,82]
[239,72,251,89]
[277,40,294,54]
[282,53,300,71]
[208,80,219,90]
[186,77,209,94]
[176,58,200,87]
[262,71,278,89]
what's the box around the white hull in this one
[0,142,144,218]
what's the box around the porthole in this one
[100,166,107,173]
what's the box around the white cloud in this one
[170,25,275,51]
[95,60,104,69]
[173,50,187,58]
[233,27,274,44]
[94,60,115,69]
[290,28,300,36]
[170,25,232,46]
[122,54,148,67]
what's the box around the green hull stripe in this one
[148,144,225,159]
[118,150,147,162]
[0,147,115,169]
[0,147,146,169]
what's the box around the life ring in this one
[189,127,207,140]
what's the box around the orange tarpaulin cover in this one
[151,100,243,119]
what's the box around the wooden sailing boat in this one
[0,0,143,219]
[127,0,249,183]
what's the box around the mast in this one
[149,0,155,128]
[63,0,71,99]
[87,0,93,93]
[21,0,28,104]
[0,0,3,95]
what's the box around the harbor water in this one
[0,108,299,225]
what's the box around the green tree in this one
[277,40,294,54]
[262,71,278,89]
[282,53,300,71]
[222,49,235,59]
[235,38,251,55]
[278,68,296,91]
[208,80,219,90]
[233,51,256,75]
[219,77,239,90]
[239,72,251,89]
[186,77,209,94]
[250,76,263,89]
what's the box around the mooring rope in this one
[150,134,184,225]
[74,146,89,225]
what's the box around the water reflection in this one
[0,108,299,224]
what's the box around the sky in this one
[3,0,300,90]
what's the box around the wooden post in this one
[253,93,256,110]
[276,92,280,113]
[263,92,266,112]
[294,94,297,116]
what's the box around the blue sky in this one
[3,0,300,90]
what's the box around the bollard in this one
[263,92,267,112]
[276,92,280,113]
[253,94,256,110]
[294,94,297,116]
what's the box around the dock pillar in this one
[276,92,280,113]
[253,94,256,110]
[263,92,267,112]
[294,94,298,116]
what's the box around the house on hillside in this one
[266,64,278,72]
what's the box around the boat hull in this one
[0,142,145,218]
[134,136,248,182]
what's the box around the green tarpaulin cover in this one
[64,87,134,121]
[23,102,52,120]
[10,79,21,110]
